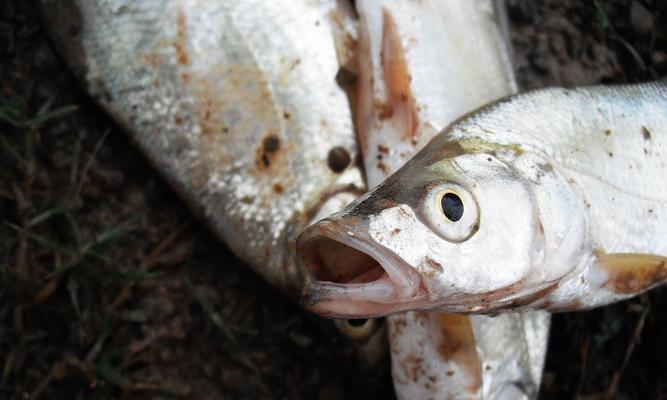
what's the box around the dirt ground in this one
[1,0,666,399]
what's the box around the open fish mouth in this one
[297,216,428,318]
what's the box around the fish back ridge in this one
[450,82,667,254]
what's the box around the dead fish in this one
[40,0,364,297]
[355,0,516,186]
[298,81,667,317]
[352,1,548,398]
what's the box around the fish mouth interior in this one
[300,235,385,285]
[297,220,426,318]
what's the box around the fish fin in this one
[434,314,482,393]
[380,8,418,142]
[596,252,667,295]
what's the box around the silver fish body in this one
[41,0,364,296]
[298,81,667,316]
[351,1,548,398]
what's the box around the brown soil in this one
[0,0,665,399]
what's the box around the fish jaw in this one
[298,215,430,318]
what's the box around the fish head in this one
[298,135,588,318]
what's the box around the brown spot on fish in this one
[378,8,418,141]
[391,315,407,337]
[604,129,611,136]
[335,66,358,87]
[403,353,425,383]
[435,314,482,393]
[598,252,667,294]
[289,58,301,72]
[423,258,443,278]
[142,52,161,68]
[446,370,455,377]
[273,183,284,194]
[180,72,190,84]
[642,126,652,140]
[377,161,389,174]
[392,228,401,235]
[173,115,183,125]
[377,144,389,155]
[256,134,281,169]
[608,151,614,157]
[283,111,291,120]
[174,10,190,65]
[327,146,351,173]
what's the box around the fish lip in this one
[296,216,427,318]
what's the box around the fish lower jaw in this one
[301,276,430,318]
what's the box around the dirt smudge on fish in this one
[174,10,190,66]
[641,126,652,141]
[257,134,281,169]
[327,146,352,173]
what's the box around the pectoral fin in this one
[596,252,667,294]
[542,252,667,312]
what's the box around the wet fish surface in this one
[40,0,365,296]
[351,1,548,398]
[299,81,667,317]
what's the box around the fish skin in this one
[299,81,667,316]
[40,0,365,296]
[355,0,517,187]
[350,1,548,399]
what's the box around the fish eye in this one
[421,183,479,242]
[440,192,464,222]
[335,318,378,340]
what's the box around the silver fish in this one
[298,81,667,317]
[40,0,364,297]
[352,1,548,398]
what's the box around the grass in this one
[0,74,224,398]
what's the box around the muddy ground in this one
[1,0,666,399]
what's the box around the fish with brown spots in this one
[348,1,549,399]
[298,81,667,316]
[40,0,364,296]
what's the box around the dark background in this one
[1,0,666,399]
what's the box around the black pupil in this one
[441,193,464,222]
[347,318,368,328]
